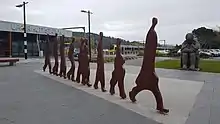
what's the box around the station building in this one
[0,20,73,57]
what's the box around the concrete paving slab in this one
[35,67,204,124]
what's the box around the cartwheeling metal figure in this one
[59,35,67,79]
[94,32,106,92]
[129,18,169,114]
[43,34,52,74]
[67,37,76,81]
[52,33,59,76]
[109,38,126,99]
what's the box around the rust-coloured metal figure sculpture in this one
[81,39,92,87]
[94,32,106,92]
[67,37,76,81]
[76,39,84,83]
[52,33,59,76]
[59,35,67,79]
[76,38,91,86]
[109,38,126,98]
[129,18,169,114]
[43,34,52,74]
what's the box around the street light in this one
[159,40,166,52]
[81,9,93,61]
[16,1,28,59]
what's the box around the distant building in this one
[0,20,73,57]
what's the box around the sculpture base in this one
[35,66,204,124]
[180,68,200,71]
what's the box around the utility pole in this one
[81,10,93,61]
[16,1,29,59]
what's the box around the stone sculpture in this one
[181,33,200,70]
[94,32,106,92]
[129,18,169,114]
[59,35,67,79]
[67,37,76,81]
[43,34,52,74]
[109,38,126,99]
[52,33,59,76]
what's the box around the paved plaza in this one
[0,58,220,124]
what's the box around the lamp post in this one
[159,40,166,52]
[16,1,28,59]
[81,10,93,61]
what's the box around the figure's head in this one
[55,33,58,37]
[100,32,103,41]
[152,17,158,26]
[185,33,194,44]
[185,33,193,40]
[116,38,121,46]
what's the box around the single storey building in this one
[0,20,73,57]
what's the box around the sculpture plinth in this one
[67,37,76,81]
[109,38,126,99]
[129,18,169,114]
[52,33,59,76]
[43,34,52,74]
[59,35,67,79]
[94,32,106,92]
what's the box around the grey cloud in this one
[0,0,220,44]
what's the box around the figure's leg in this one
[129,85,143,103]
[52,62,56,75]
[76,66,81,83]
[43,59,47,72]
[100,71,106,92]
[43,63,47,72]
[85,68,92,87]
[189,53,196,70]
[150,74,169,114]
[55,63,59,76]
[67,61,73,80]
[63,66,67,79]
[59,62,63,77]
[109,70,117,95]
[118,69,126,99]
[182,53,188,69]
[93,69,99,89]
[48,59,52,74]
[71,64,76,81]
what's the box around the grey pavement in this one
[0,58,220,124]
[0,62,159,124]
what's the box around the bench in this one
[0,58,19,66]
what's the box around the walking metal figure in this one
[129,18,169,114]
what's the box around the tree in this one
[192,27,220,49]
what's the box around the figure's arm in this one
[181,42,188,51]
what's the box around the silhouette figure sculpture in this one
[94,32,106,92]
[109,38,126,99]
[52,33,59,76]
[129,18,169,114]
[59,35,67,79]
[43,34,52,74]
[67,37,76,81]
[76,39,84,83]
[76,39,92,86]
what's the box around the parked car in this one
[208,49,219,57]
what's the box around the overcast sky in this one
[0,0,220,44]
